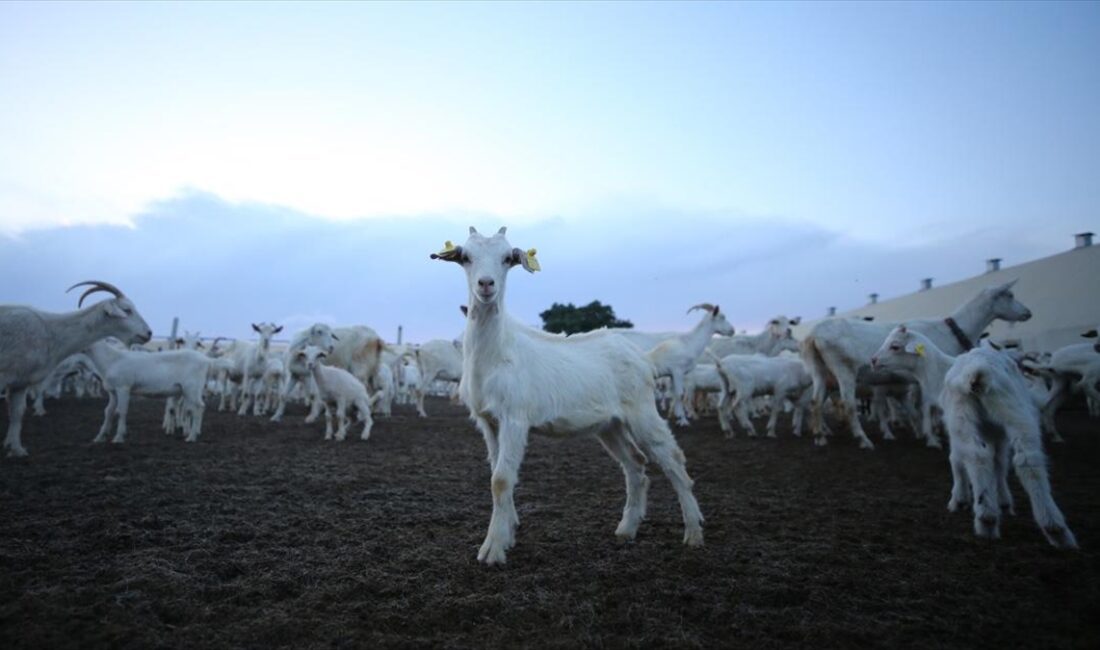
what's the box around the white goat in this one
[711,353,812,438]
[801,281,1033,450]
[298,345,381,441]
[644,304,736,426]
[234,322,283,416]
[432,226,704,565]
[410,339,464,417]
[83,339,212,444]
[269,323,338,422]
[939,346,1077,549]
[1,281,153,457]
[1038,327,1100,440]
[708,316,800,358]
[868,326,959,447]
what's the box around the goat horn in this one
[67,280,125,307]
[686,303,716,315]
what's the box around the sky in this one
[1,2,1098,341]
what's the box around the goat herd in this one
[2,227,1097,564]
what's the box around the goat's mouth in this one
[474,289,498,304]
[132,331,153,345]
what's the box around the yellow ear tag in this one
[915,343,926,357]
[437,240,455,256]
[525,248,541,272]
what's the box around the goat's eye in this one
[889,344,902,351]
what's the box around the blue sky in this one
[1,2,1098,340]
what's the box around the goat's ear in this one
[331,333,340,341]
[897,325,907,333]
[1082,329,1098,339]
[497,226,507,235]
[103,301,127,318]
[317,351,328,360]
[469,226,479,235]
[274,326,283,334]
[904,341,926,357]
[790,316,801,325]
[460,305,469,317]
[252,323,261,333]
[431,241,464,263]
[713,305,720,315]
[511,247,540,273]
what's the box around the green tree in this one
[539,300,633,335]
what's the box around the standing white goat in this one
[801,281,1032,450]
[235,322,283,416]
[432,227,704,565]
[645,304,736,426]
[298,345,381,441]
[1,281,153,457]
[85,340,212,444]
[940,346,1077,549]
[708,316,800,358]
[869,325,958,448]
[711,353,813,438]
[1037,328,1100,441]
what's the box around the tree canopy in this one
[539,300,633,335]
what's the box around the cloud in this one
[0,190,1063,342]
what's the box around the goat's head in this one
[688,303,735,336]
[297,345,327,372]
[67,280,153,345]
[984,280,1032,323]
[870,325,925,372]
[251,322,283,349]
[306,323,337,354]
[431,226,539,307]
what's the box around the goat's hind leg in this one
[630,409,704,547]
[1010,429,1078,549]
[597,418,650,541]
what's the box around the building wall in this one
[794,244,1099,353]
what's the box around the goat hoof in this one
[5,446,29,458]
[1045,526,1079,550]
[683,528,704,547]
[477,538,509,565]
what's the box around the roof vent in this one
[827,306,836,317]
[920,278,932,291]
[868,293,879,305]
[986,258,1001,273]
[1075,232,1094,248]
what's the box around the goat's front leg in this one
[112,388,132,444]
[478,418,529,565]
[669,372,691,427]
[920,400,942,449]
[93,391,118,444]
[4,387,31,457]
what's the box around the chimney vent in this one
[986,258,1001,273]
[920,278,933,291]
[1076,232,1094,249]
[869,293,879,305]
[827,306,836,317]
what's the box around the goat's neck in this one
[922,346,957,396]
[949,294,998,344]
[464,298,511,369]
[680,315,717,356]
[309,365,330,393]
[43,305,118,367]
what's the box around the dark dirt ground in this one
[1,396,1098,649]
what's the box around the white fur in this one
[299,345,380,441]
[711,353,812,438]
[433,226,704,565]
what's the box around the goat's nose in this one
[478,277,495,289]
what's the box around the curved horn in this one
[686,303,716,315]
[67,280,125,307]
